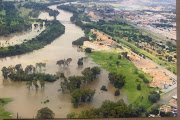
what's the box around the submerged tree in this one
[57,58,72,67]
[59,67,101,93]
[1,67,8,78]
[71,89,95,108]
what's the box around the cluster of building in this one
[116,6,176,40]
[84,7,115,22]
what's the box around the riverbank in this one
[90,51,156,109]
[0,98,12,119]
[0,20,65,58]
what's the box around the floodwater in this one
[0,22,45,47]
[0,5,129,118]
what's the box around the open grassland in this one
[0,98,12,119]
[90,51,156,109]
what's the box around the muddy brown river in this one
[0,5,129,118]
[0,22,45,47]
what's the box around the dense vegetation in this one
[71,89,95,108]
[67,99,144,118]
[23,2,59,18]
[72,36,90,45]
[59,66,101,93]
[148,91,160,103]
[0,98,12,119]
[108,72,126,89]
[0,20,65,57]
[90,51,156,109]
[0,1,31,36]
[59,66,100,107]
[1,63,58,90]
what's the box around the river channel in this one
[0,5,129,118]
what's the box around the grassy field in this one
[18,7,32,17]
[0,98,12,119]
[116,38,177,74]
[90,51,157,109]
[0,10,6,16]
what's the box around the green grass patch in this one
[18,7,32,17]
[90,51,156,109]
[0,98,13,119]
[0,10,6,16]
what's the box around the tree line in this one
[1,63,58,90]
[67,99,144,118]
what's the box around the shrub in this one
[148,91,160,103]
[60,73,65,78]
[114,89,120,96]
[138,74,145,79]
[101,85,108,91]
[143,78,149,83]
[109,56,113,59]
[85,48,92,53]
[118,55,121,59]
[137,84,141,90]
[134,69,138,74]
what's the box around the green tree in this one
[71,89,95,108]
[101,85,107,91]
[114,89,120,96]
[1,67,8,78]
[36,107,55,119]
[137,84,141,90]
[85,48,92,53]
[39,79,45,88]
[118,55,121,59]
[148,92,160,103]
[33,80,39,90]
[108,72,125,89]
[116,61,120,66]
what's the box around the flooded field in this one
[0,22,45,47]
